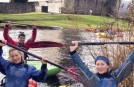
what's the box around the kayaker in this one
[3,21,38,87]
[3,21,37,60]
[69,41,134,87]
[106,28,115,35]
[0,39,48,87]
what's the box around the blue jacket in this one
[0,47,5,75]
[0,62,5,75]
[0,47,48,87]
[70,50,134,87]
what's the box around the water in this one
[0,29,87,87]
[0,28,128,87]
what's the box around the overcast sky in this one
[0,0,10,2]
[120,0,132,13]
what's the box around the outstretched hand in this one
[70,41,79,52]
[0,40,7,46]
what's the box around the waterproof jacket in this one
[0,48,5,75]
[0,63,5,74]
[3,25,37,50]
[0,47,48,87]
[70,50,134,87]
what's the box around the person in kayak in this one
[3,21,38,87]
[69,41,134,87]
[106,28,115,35]
[3,21,37,60]
[0,40,48,87]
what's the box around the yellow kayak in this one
[96,33,114,39]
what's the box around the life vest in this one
[0,63,37,87]
[5,64,29,87]
[100,77,116,87]
[18,42,28,60]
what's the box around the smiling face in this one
[9,49,22,64]
[95,60,109,74]
[18,36,25,43]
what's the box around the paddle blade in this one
[65,66,81,83]
[27,41,66,48]
[65,67,92,87]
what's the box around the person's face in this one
[18,36,25,43]
[95,60,109,74]
[9,50,22,64]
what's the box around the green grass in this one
[0,12,128,29]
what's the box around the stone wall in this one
[0,2,39,13]
[62,0,118,16]
[0,0,118,16]
[0,1,63,14]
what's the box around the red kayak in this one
[85,28,96,32]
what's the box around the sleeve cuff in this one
[0,46,3,56]
[41,64,47,71]
[69,50,76,55]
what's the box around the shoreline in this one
[0,25,63,30]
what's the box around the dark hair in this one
[18,32,25,38]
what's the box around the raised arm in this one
[3,21,17,45]
[29,57,48,82]
[0,40,10,74]
[69,41,101,87]
[26,24,37,43]
[113,50,134,84]
[70,41,94,77]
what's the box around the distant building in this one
[28,0,65,13]
[2,0,131,16]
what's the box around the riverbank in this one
[0,12,126,29]
[0,25,64,30]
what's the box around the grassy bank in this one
[0,12,127,29]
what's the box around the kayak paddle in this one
[27,41,64,48]
[27,41,134,48]
[0,40,81,83]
